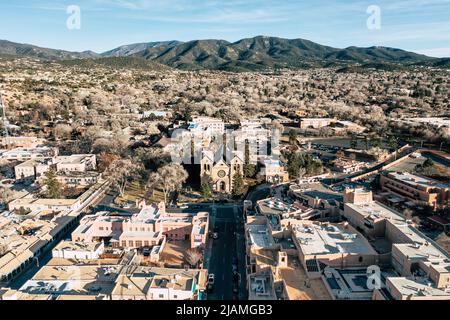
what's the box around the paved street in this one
[206,205,247,300]
[246,184,271,208]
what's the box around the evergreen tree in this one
[45,167,62,199]
[287,152,301,178]
[423,158,434,168]
[243,140,257,178]
[200,182,213,201]
[232,172,245,197]
[350,135,358,149]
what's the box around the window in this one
[159,294,164,298]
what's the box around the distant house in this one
[2,147,58,161]
[380,171,450,210]
[258,158,289,184]
[299,118,334,129]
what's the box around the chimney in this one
[278,251,288,268]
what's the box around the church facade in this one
[200,150,244,193]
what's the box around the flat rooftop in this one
[385,171,450,189]
[293,223,377,256]
[111,267,205,297]
[150,275,193,291]
[247,224,274,249]
[15,158,53,167]
[388,277,450,298]
[17,263,122,296]
[345,201,450,262]
[323,267,396,300]
[53,240,102,252]
[290,183,343,202]
[257,198,308,217]
[54,154,93,164]
[248,274,277,300]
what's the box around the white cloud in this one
[417,47,450,57]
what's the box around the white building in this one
[189,116,225,135]
[1,147,58,161]
[52,241,105,260]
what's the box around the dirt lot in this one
[160,241,191,267]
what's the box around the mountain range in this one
[1,36,448,71]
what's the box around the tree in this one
[107,159,143,197]
[53,124,72,140]
[336,150,345,159]
[403,208,413,221]
[185,248,203,268]
[133,147,171,171]
[271,120,284,135]
[289,129,298,146]
[0,243,9,257]
[243,141,256,178]
[0,187,15,204]
[232,172,245,197]
[350,135,358,149]
[44,167,62,199]
[388,136,399,152]
[98,153,120,173]
[201,181,212,201]
[287,152,301,178]
[147,164,188,204]
[298,167,306,179]
[423,158,434,169]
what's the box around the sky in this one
[0,0,449,57]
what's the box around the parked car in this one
[142,247,151,257]
[207,274,215,292]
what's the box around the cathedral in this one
[200,150,244,193]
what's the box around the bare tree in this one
[147,164,188,204]
[403,208,413,221]
[0,186,16,204]
[185,248,203,268]
[53,124,72,140]
[107,159,143,197]
[0,243,9,257]
[298,168,306,179]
